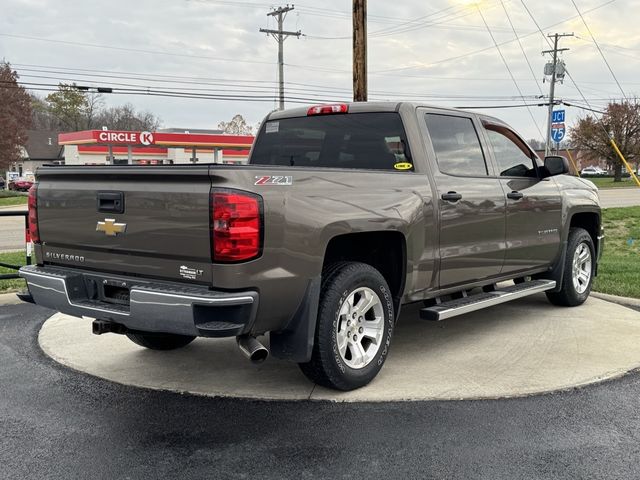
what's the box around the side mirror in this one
[543,155,571,177]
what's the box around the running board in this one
[420,279,556,321]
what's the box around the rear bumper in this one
[19,265,258,338]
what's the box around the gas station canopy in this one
[58,130,254,165]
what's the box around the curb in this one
[592,291,640,308]
[0,205,27,210]
[0,292,22,306]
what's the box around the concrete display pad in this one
[39,294,640,402]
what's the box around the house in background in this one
[14,130,65,176]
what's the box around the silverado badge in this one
[96,218,127,236]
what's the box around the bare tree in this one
[85,92,105,129]
[94,103,161,131]
[218,114,253,135]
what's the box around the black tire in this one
[125,332,196,350]
[298,262,395,391]
[546,227,595,307]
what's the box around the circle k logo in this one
[139,131,154,145]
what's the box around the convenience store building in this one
[58,128,254,165]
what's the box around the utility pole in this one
[353,0,367,102]
[260,5,301,110]
[543,33,573,155]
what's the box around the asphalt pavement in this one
[2,302,640,479]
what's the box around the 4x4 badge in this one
[96,218,127,236]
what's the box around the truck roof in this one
[267,101,506,127]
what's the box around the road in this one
[598,188,640,208]
[2,302,640,479]
[0,187,637,251]
[0,205,27,252]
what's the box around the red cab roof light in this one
[307,104,349,116]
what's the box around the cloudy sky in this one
[1,0,638,140]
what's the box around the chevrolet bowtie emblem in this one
[96,218,127,236]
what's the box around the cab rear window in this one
[250,112,412,171]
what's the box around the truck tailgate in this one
[35,166,213,284]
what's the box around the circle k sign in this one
[139,131,154,145]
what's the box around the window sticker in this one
[265,121,279,134]
[393,162,413,170]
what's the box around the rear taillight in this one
[307,104,349,116]
[28,184,39,244]
[211,191,262,262]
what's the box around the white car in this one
[581,166,605,176]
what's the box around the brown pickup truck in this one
[20,102,604,391]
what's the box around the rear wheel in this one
[298,262,394,391]
[546,227,595,306]
[126,332,196,350]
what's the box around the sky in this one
[1,0,638,140]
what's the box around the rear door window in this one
[250,112,412,171]
[424,113,488,177]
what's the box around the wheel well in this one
[570,212,600,254]
[323,231,407,306]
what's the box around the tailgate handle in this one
[97,192,125,214]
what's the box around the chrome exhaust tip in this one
[237,335,269,364]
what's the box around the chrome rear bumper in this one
[19,265,258,337]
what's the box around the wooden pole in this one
[353,0,367,102]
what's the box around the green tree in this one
[45,83,92,131]
[217,114,253,135]
[571,100,640,181]
[0,61,32,170]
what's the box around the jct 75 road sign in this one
[551,122,565,142]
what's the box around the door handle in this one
[441,191,462,202]
[507,191,524,200]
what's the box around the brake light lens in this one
[307,104,349,116]
[28,184,40,244]
[212,191,262,262]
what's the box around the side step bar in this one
[420,279,556,321]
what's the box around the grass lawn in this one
[587,177,639,189]
[593,206,640,299]
[0,196,28,207]
[0,190,29,207]
[0,250,27,293]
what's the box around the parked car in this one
[0,177,5,189]
[580,166,605,176]
[8,179,34,192]
[19,102,604,391]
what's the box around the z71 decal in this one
[254,175,293,186]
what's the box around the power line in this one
[14,64,563,100]
[370,0,616,75]
[499,0,544,97]
[476,4,546,141]
[570,0,627,100]
[0,33,276,66]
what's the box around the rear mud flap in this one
[269,276,321,363]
